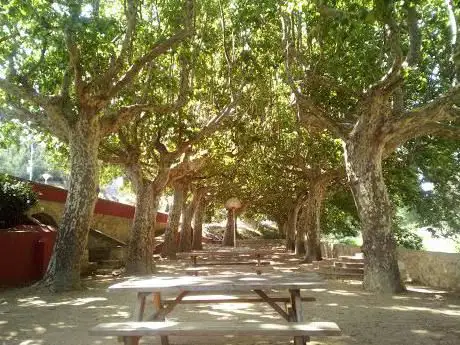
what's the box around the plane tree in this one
[281,0,460,292]
[0,0,194,290]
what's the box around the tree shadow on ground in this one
[0,257,459,345]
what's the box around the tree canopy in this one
[0,0,459,293]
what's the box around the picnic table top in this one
[108,272,324,293]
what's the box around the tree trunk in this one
[192,197,207,250]
[162,181,186,258]
[275,218,286,239]
[222,208,236,246]
[286,198,302,252]
[304,180,326,263]
[295,206,306,256]
[179,187,203,252]
[125,174,160,274]
[43,119,100,291]
[344,136,405,293]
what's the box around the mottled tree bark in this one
[125,180,159,274]
[179,186,203,252]
[162,181,186,258]
[285,197,303,252]
[275,218,287,239]
[344,127,405,293]
[125,162,170,273]
[222,208,236,246]
[304,180,326,263]
[192,197,207,250]
[43,119,100,291]
[295,206,307,256]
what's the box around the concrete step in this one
[334,261,364,269]
[97,259,123,269]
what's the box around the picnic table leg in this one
[192,255,197,266]
[124,293,147,345]
[191,255,198,275]
[290,289,308,345]
[152,292,170,345]
[256,254,262,275]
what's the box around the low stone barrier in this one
[325,243,460,291]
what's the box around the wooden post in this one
[290,289,308,345]
[152,293,170,345]
[126,293,147,345]
[233,208,237,247]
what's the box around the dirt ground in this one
[1,258,459,345]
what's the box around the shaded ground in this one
[1,256,459,345]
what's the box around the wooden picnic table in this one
[106,272,326,345]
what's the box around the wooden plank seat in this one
[163,293,316,304]
[90,321,341,344]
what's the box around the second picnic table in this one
[176,248,274,268]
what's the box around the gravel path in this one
[1,261,459,345]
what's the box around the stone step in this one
[338,255,364,263]
[318,266,364,275]
[81,262,98,276]
[315,259,336,266]
[318,271,364,280]
[334,261,364,269]
[94,268,123,276]
[97,259,123,269]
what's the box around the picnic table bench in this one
[90,272,342,345]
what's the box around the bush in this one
[0,174,38,229]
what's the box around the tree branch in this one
[94,0,138,91]
[64,22,85,101]
[168,156,208,185]
[0,79,51,108]
[106,29,192,99]
[174,98,239,155]
[383,89,460,154]
[367,13,404,96]
[0,105,68,142]
[281,14,347,139]
[406,2,421,67]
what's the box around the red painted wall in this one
[0,225,56,287]
[30,181,168,223]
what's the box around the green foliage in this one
[0,174,38,229]
[335,237,360,246]
[257,223,283,240]
[385,137,460,239]
[0,130,68,185]
[0,120,22,149]
[1,0,459,247]
[392,208,424,250]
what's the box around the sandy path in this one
[1,261,459,345]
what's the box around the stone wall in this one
[30,200,132,242]
[327,243,460,291]
[30,200,168,243]
[397,248,460,291]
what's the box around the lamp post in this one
[42,173,52,184]
[223,197,242,247]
